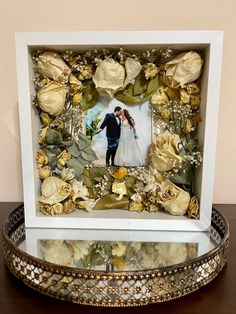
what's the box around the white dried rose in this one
[37,51,71,83]
[39,176,72,205]
[165,51,203,88]
[37,81,68,116]
[158,180,190,215]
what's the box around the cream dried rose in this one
[40,240,74,267]
[78,65,93,81]
[124,57,142,87]
[190,95,201,108]
[62,199,75,214]
[37,51,71,83]
[143,63,158,80]
[57,150,71,166]
[129,200,144,212]
[150,131,182,172]
[154,130,180,153]
[93,57,141,97]
[93,58,125,97]
[158,180,190,215]
[77,199,97,212]
[37,81,68,116]
[60,168,75,182]
[36,149,48,168]
[165,51,203,88]
[180,89,191,104]
[187,196,199,219]
[38,126,49,144]
[68,240,94,261]
[112,181,127,200]
[151,86,169,106]
[186,83,200,95]
[150,149,182,172]
[38,166,51,180]
[112,242,126,257]
[39,176,72,205]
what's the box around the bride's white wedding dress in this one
[114,119,144,167]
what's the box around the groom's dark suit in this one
[100,113,121,166]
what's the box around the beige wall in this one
[0,0,235,203]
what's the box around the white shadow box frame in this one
[15,31,223,231]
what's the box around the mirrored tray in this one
[2,205,229,307]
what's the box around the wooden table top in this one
[0,202,235,313]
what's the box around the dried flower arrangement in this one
[32,46,203,219]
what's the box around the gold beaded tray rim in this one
[2,205,230,307]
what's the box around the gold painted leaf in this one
[115,84,142,105]
[133,71,147,96]
[143,75,159,100]
[94,194,129,210]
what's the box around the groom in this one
[97,106,123,166]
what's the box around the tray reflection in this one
[23,228,215,271]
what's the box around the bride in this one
[114,109,143,167]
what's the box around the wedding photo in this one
[85,98,152,167]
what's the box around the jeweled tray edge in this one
[2,205,230,307]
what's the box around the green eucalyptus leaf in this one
[77,157,89,167]
[66,158,84,179]
[46,128,63,145]
[67,142,81,158]
[48,147,62,155]
[81,148,97,161]
[63,140,74,147]
[94,194,129,210]
[48,155,58,168]
[77,133,91,150]
[143,75,159,100]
